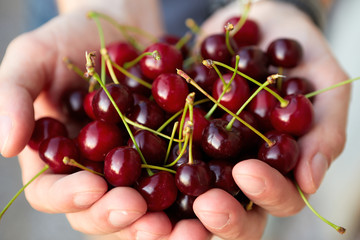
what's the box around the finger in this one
[194,188,266,240]
[168,219,210,240]
[66,187,147,235]
[233,160,305,217]
[19,148,108,213]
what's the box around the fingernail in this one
[109,210,143,228]
[197,211,230,230]
[236,175,266,196]
[311,153,329,189]
[73,192,102,208]
[0,115,12,154]
[136,231,161,240]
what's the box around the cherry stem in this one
[63,157,104,177]
[164,133,190,168]
[141,164,176,174]
[88,11,158,51]
[225,23,235,56]
[0,165,50,222]
[231,1,251,37]
[295,182,346,234]
[305,76,360,99]
[186,94,195,165]
[276,67,284,91]
[63,57,89,81]
[178,101,189,152]
[175,32,192,50]
[177,68,274,147]
[212,60,289,107]
[123,50,160,69]
[226,74,281,130]
[164,121,179,165]
[205,56,240,120]
[101,48,120,84]
[185,18,201,34]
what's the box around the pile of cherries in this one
[27,14,316,222]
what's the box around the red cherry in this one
[212,74,250,113]
[166,144,204,170]
[119,64,152,97]
[188,63,218,94]
[151,73,189,113]
[104,146,142,187]
[38,136,78,174]
[28,117,68,151]
[270,94,314,137]
[281,77,314,96]
[258,131,300,175]
[224,16,261,47]
[178,108,209,145]
[200,33,237,65]
[62,88,88,121]
[83,90,98,120]
[208,159,240,196]
[267,38,303,68]
[136,171,178,211]
[140,42,183,80]
[77,120,123,162]
[159,34,189,58]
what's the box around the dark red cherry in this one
[231,46,269,81]
[106,41,138,80]
[62,88,88,121]
[127,97,165,131]
[38,136,78,174]
[281,77,314,96]
[151,73,189,113]
[212,74,250,113]
[166,192,197,221]
[77,157,104,174]
[200,33,237,65]
[104,146,142,187]
[208,159,240,196]
[92,83,134,124]
[140,42,183,80]
[83,90,98,120]
[258,131,300,175]
[270,94,314,137]
[224,16,261,47]
[188,63,218,94]
[28,117,68,151]
[119,64,152,97]
[178,108,209,145]
[159,34,189,58]
[127,130,167,166]
[247,86,278,131]
[77,120,123,162]
[166,144,204,170]
[136,171,178,211]
[175,162,214,196]
[267,38,303,68]
[201,119,242,159]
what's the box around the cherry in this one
[127,130,167,166]
[119,64,152,97]
[175,162,214,196]
[38,136,78,174]
[104,146,142,187]
[200,33,237,65]
[166,192,197,221]
[270,94,314,137]
[258,131,300,175]
[77,120,123,162]
[208,159,240,196]
[83,90,98,120]
[267,38,303,68]
[212,74,250,113]
[77,157,104,174]
[281,77,314,96]
[178,108,209,145]
[62,88,88,121]
[136,171,178,211]
[92,83,134,124]
[201,118,242,159]
[188,63,218,94]
[231,46,269,82]
[140,42,183,80]
[151,73,189,113]
[224,16,260,47]
[106,41,139,80]
[28,117,68,151]
[159,34,189,58]
[166,144,204,170]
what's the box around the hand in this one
[191,1,350,239]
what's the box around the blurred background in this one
[0,0,359,239]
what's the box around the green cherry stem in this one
[0,165,50,222]
[177,68,274,147]
[164,133,190,168]
[225,23,235,56]
[63,157,104,177]
[141,164,176,174]
[63,57,89,81]
[231,1,251,37]
[185,18,201,35]
[164,121,179,165]
[295,182,346,234]
[123,50,160,69]
[175,32,192,50]
[101,48,120,84]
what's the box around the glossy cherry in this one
[270,94,314,137]
[77,120,123,162]
[166,144,204,170]
[267,38,303,68]
[281,77,314,96]
[258,131,300,175]
[200,33,237,65]
[92,83,134,124]
[28,117,68,151]
[166,192,197,221]
[224,16,261,47]
[179,108,209,145]
[62,88,88,121]
[159,34,189,58]
[140,42,183,80]
[208,159,240,196]
[151,73,189,113]
[38,136,78,174]
[188,63,218,94]
[119,64,152,97]
[136,171,178,211]
[83,90,98,120]
[104,146,142,187]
